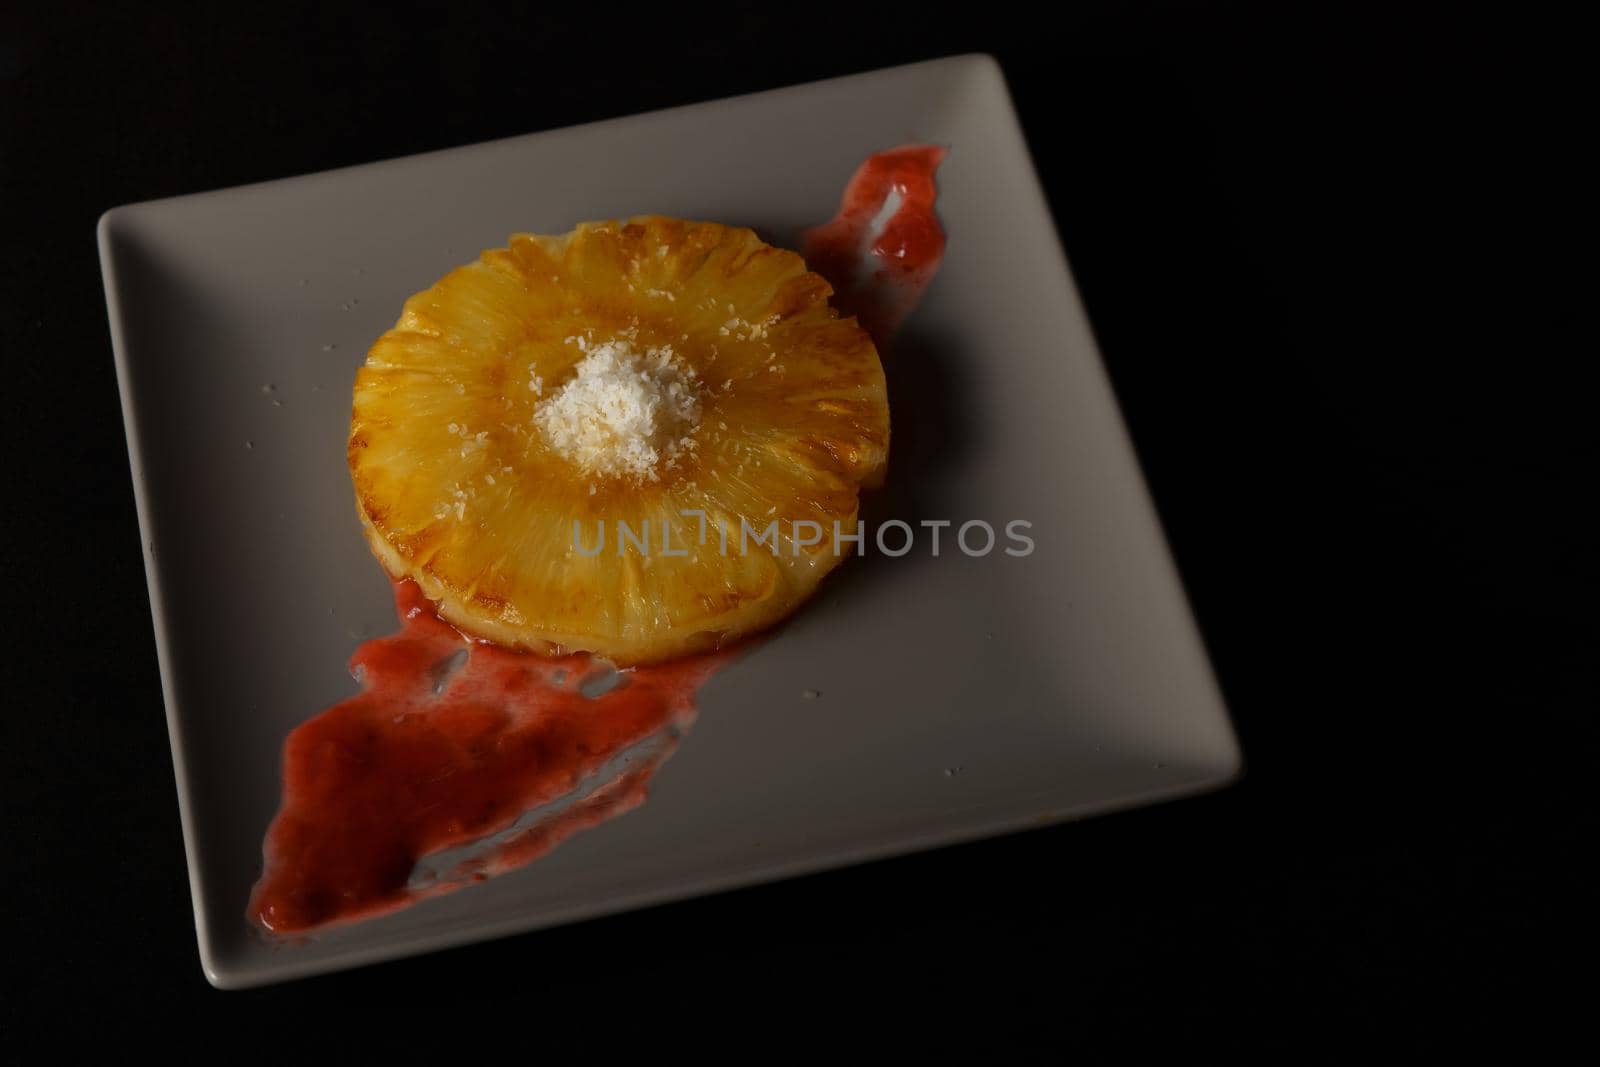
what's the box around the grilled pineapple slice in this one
[349,216,888,665]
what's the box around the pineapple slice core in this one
[349,216,890,666]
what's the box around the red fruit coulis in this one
[802,144,948,345]
[249,580,729,933]
[249,145,948,936]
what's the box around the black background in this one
[1,1,1586,1058]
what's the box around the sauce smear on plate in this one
[802,144,947,345]
[250,580,727,933]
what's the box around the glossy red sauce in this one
[802,144,948,345]
[251,146,948,936]
[249,580,729,934]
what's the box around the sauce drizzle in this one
[802,144,948,345]
[249,580,727,934]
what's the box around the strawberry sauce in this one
[802,144,948,345]
[249,580,728,934]
[250,146,948,937]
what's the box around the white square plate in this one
[98,54,1238,988]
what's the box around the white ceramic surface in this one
[97,54,1239,988]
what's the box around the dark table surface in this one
[1,2,1586,1057]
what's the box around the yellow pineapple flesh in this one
[349,216,889,665]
